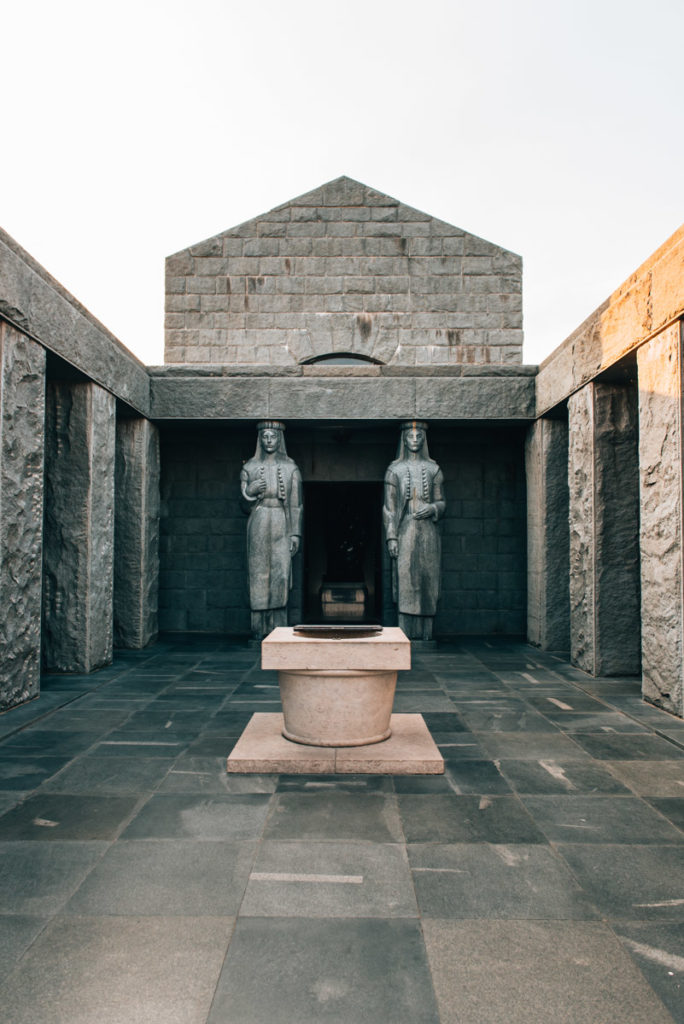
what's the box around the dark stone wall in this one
[158,423,526,636]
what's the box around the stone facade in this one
[567,383,641,676]
[165,177,522,367]
[1,184,684,723]
[525,417,569,651]
[0,324,45,710]
[637,323,684,715]
[42,381,116,673]
[114,417,160,649]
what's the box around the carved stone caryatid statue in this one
[241,421,303,639]
[383,421,446,640]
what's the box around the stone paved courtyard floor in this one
[0,637,683,1023]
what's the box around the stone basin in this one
[261,626,410,747]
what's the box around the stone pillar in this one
[525,417,569,651]
[43,380,115,672]
[567,382,640,676]
[114,417,160,648]
[0,324,46,709]
[637,322,684,716]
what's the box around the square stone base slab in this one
[226,713,444,775]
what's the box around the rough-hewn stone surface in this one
[43,381,115,672]
[165,177,522,367]
[637,324,684,715]
[537,223,684,415]
[568,383,640,676]
[114,418,160,649]
[0,229,149,414]
[158,424,525,637]
[525,417,569,651]
[149,372,535,421]
[0,324,45,709]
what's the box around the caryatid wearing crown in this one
[383,421,446,640]
[240,421,303,639]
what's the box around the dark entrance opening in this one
[303,482,383,623]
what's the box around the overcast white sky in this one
[2,0,682,366]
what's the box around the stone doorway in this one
[302,482,383,623]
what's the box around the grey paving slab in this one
[538,710,650,733]
[0,756,73,790]
[397,794,546,844]
[647,798,684,831]
[606,760,684,796]
[438,737,489,760]
[158,757,278,793]
[0,794,140,841]
[89,738,190,758]
[0,791,28,814]
[0,915,233,1024]
[0,730,102,756]
[393,694,456,712]
[571,733,684,760]
[0,841,108,913]
[207,917,440,1024]
[475,731,591,760]
[420,712,469,732]
[460,708,559,732]
[409,843,598,920]
[498,758,631,794]
[65,839,255,915]
[41,755,175,794]
[0,916,49,983]
[264,793,404,842]
[556,844,684,919]
[442,760,512,794]
[275,774,393,793]
[240,840,417,918]
[521,795,684,844]
[422,919,676,1024]
[613,921,684,1023]
[121,793,272,840]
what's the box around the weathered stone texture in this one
[43,381,115,672]
[537,223,684,415]
[525,417,569,651]
[114,418,160,649]
[637,324,684,715]
[568,383,640,675]
[0,228,149,414]
[149,372,535,422]
[0,324,45,709]
[165,177,522,367]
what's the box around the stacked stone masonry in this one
[165,177,522,367]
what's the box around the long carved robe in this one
[240,456,303,611]
[383,458,445,617]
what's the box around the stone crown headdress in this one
[256,421,286,431]
[399,420,428,431]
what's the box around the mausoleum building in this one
[1,177,683,718]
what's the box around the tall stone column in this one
[0,324,46,709]
[637,323,684,716]
[43,380,115,672]
[567,382,640,676]
[114,417,160,648]
[525,417,569,651]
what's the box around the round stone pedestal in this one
[279,669,398,746]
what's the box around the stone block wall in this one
[165,177,522,367]
[158,423,526,637]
